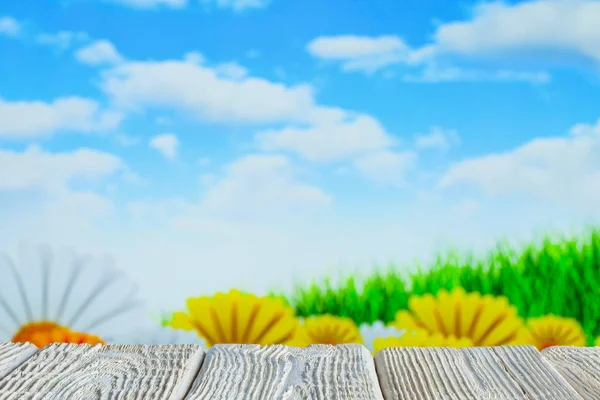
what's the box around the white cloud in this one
[2,141,598,317]
[307,35,407,58]
[431,0,600,63]
[0,146,133,244]
[0,145,124,191]
[254,111,418,186]
[0,96,123,139]
[129,153,332,229]
[5,0,600,319]
[255,114,397,162]
[307,33,545,79]
[353,150,417,186]
[116,133,141,147]
[201,0,271,11]
[402,66,551,84]
[214,62,248,80]
[75,40,124,66]
[414,126,460,151]
[307,35,409,73]
[108,0,188,8]
[101,59,317,124]
[306,0,600,78]
[197,154,332,217]
[0,16,20,37]
[36,31,89,51]
[439,119,600,209]
[183,51,205,64]
[105,0,269,10]
[149,133,179,159]
[100,55,404,178]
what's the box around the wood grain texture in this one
[375,345,583,400]
[0,343,205,400]
[491,345,582,399]
[185,344,384,400]
[542,346,600,400]
[0,343,38,381]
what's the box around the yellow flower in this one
[391,287,524,346]
[290,314,362,346]
[518,315,587,350]
[595,336,600,346]
[374,329,473,353]
[167,289,299,347]
[1,245,140,348]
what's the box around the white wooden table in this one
[0,342,597,399]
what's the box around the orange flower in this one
[14,321,105,348]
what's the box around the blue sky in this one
[1,0,600,319]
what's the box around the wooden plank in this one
[184,344,384,400]
[0,343,38,381]
[0,343,205,400]
[491,345,582,399]
[541,346,600,400]
[374,345,583,400]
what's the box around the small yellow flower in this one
[518,315,587,350]
[595,336,600,346]
[291,314,362,346]
[392,287,524,346]
[374,329,473,354]
[167,289,299,347]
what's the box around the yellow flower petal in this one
[212,291,240,343]
[408,294,440,333]
[170,290,299,347]
[168,311,195,331]
[294,314,362,346]
[392,288,524,347]
[392,310,422,331]
[437,289,458,336]
[520,315,587,350]
[236,292,260,343]
[186,297,223,346]
[459,291,481,337]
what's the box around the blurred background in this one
[1,0,599,351]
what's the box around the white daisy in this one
[0,243,143,347]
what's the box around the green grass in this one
[281,228,600,345]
